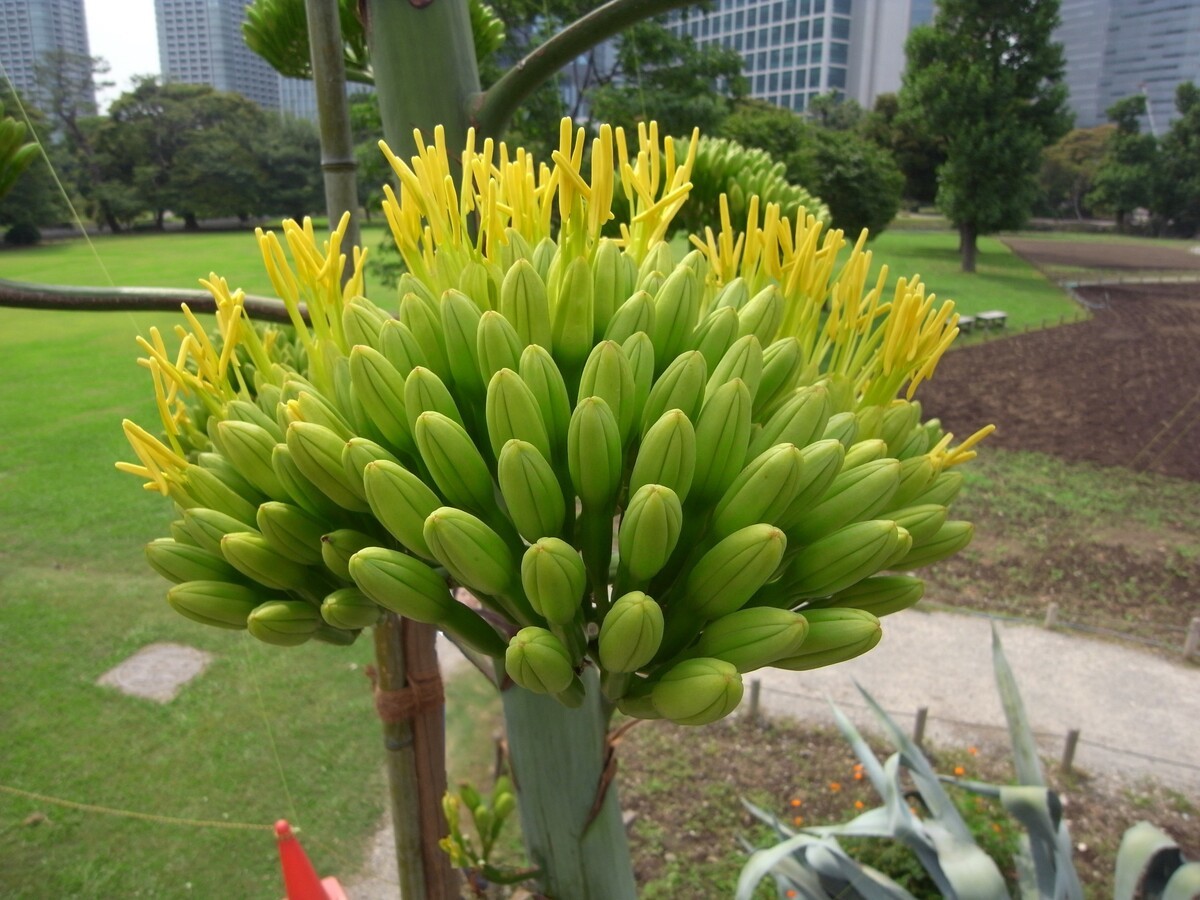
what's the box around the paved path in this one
[343,608,1200,896]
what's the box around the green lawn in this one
[867,230,1081,335]
[0,305,387,898]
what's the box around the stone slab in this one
[97,642,213,703]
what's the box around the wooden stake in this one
[1184,617,1200,658]
[746,679,761,728]
[1044,602,1059,629]
[1061,728,1081,775]
[913,707,928,746]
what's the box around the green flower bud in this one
[377,318,427,377]
[477,310,524,384]
[842,439,889,470]
[256,501,327,565]
[440,289,485,400]
[414,412,495,515]
[519,344,572,462]
[693,607,810,672]
[712,443,806,538]
[690,306,740,372]
[182,507,254,556]
[650,265,700,366]
[651,658,743,726]
[286,421,369,512]
[690,378,753,504]
[247,600,321,646]
[167,580,264,629]
[320,528,377,581]
[362,460,439,560]
[890,520,974,570]
[521,538,586,626]
[591,238,625,340]
[629,409,696,501]
[215,419,289,499]
[737,284,784,344]
[220,531,314,591]
[747,384,831,461]
[826,574,925,618]
[578,340,637,444]
[603,290,655,345]
[486,369,551,461]
[405,366,465,434]
[712,277,750,311]
[822,410,860,448]
[682,524,788,620]
[598,591,664,673]
[320,587,381,630]
[498,440,565,542]
[145,538,241,584]
[341,437,400,498]
[180,463,257,525]
[341,295,390,350]
[774,608,882,670]
[500,258,552,349]
[568,397,622,510]
[349,345,416,457]
[707,334,763,404]
[888,504,949,546]
[505,627,575,694]
[755,337,805,418]
[618,485,683,583]
[399,291,451,381]
[423,507,514,597]
[551,256,594,374]
[621,332,655,434]
[639,350,707,437]
[783,520,902,599]
[786,458,901,545]
[909,470,964,508]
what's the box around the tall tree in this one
[861,92,943,206]
[902,0,1070,271]
[1038,124,1113,219]
[1155,82,1200,236]
[1089,95,1157,232]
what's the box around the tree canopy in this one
[901,0,1070,270]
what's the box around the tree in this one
[806,91,865,131]
[1155,82,1200,236]
[861,93,943,206]
[96,80,271,229]
[902,0,1070,271]
[257,117,324,221]
[1038,124,1113,219]
[1088,95,1158,232]
[721,101,903,237]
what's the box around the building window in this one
[757,50,767,68]
[814,0,826,12]
[833,0,851,12]
[734,10,743,28]
[746,31,755,50]
[828,66,846,88]
[768,72,779,91]
[813,18,824,38]
[747,7,756,26]
[770,48,780,68]
[784,23,794,41]
[771,25,781,45]
[782,71,792,90]
[755,73,766,92]
[830,41,847,63]
[793,93,805,111]
[783,46,794,66]
[811,43,822,63]
[798,21,809,40]
[832,16,850,39]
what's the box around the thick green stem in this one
[365,0,481,160]
[472,0,701,137]
[502,670,637,899]
[0,279,295,322]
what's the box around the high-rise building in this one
[0,0,95,112]
[664,0,932,114]
[1057,0,1200,132]
[155,0,280,110]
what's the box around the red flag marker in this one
[275,820,348,900]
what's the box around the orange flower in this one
[854,771,864,780]
[790,798,803,808]
[968,746,979,756]
[954,766,966,776]
[792,815,804,826]
[854,800,865,810]
[992,822,1003,834]
[829,782,842,792]
[786,891,798,899]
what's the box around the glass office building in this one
[0,0,95,112]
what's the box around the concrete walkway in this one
[343,607,1199,896]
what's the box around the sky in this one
[84,0,161,110]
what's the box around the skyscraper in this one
[1057,0,1200,131]
[0,0,95,111]
[155,0,280,110]
[664,0,932,114]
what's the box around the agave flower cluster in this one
[120,118,991,726]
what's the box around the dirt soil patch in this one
[919,281,1200,482]
[619,718,1200,899]
[1003,238,1200,271]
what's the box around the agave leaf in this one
[735,832,829,900]
[855,681,975,844]
[940,775,1003,798]
[1014,834,1039,900]
[1115,821,1185,900]
[829,697,888,795]
[991,625,1044,787]
[1000,785,1079,898]
[742,797,796,840]
[924,820,1011,900]
[806,843,919,899]
[1163,862,1200,900]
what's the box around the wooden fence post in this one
[1061,729,1081,775]
[913,707,928,746]
[1044,603,1059,629]
[1184,617,1200,658]
[746,679,761,728]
